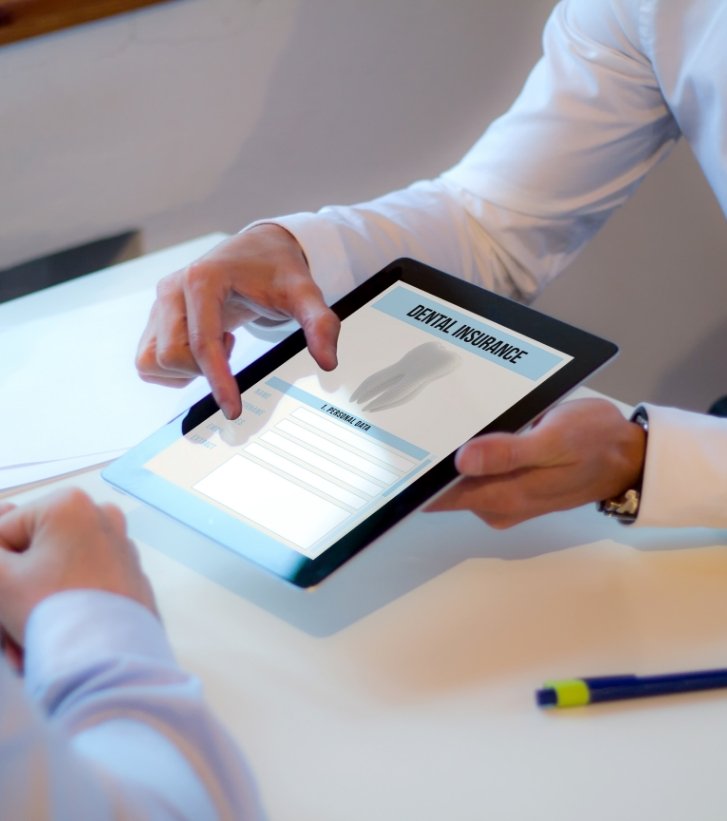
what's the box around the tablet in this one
[103,258,617,587]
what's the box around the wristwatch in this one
[597,406,649,524]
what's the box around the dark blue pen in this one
[536,668,727,708]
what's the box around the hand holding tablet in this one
[107,258,617,587]
[428,396,646,529]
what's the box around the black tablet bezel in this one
[103,258,617,587]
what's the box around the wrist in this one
[241,221,309,267]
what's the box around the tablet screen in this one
[104,259,616,586]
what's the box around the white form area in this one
[245,442,367,510]
[194,404,419,552]
[195,455,350,549]
[275,420,399,483]
[259,431,383,497]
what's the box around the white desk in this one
[4,241,727,820]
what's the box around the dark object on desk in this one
[707,396,727,418]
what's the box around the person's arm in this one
[279,0,679,299]
[0,490,262,820]
[276,0,680,294]
[1,592,261,820]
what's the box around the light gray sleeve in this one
[0,590,264,821]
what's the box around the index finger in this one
[184,275,242,420]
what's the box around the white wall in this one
[2,0,725,410]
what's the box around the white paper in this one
[1,288,278,465]
[0,449,125,490]
[0,235,285,489]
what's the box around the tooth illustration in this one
[351,341,461,412]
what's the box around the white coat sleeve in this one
[262,0,679,306]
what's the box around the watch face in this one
[599,488,640,522]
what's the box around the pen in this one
[536,668,727,708]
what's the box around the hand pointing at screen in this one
[135,224,340,420]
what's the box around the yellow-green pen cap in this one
[537,678,590,708]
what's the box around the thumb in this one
[0,548,17,585]
[0,510,30,617]
[455,428,549,477]
[0,502,15,552]
[0,550,31,648]
[0,547,21,613]
[0,503,34,553]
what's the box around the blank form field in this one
[277,419,399,483]
[292,407,416,472]
[194,455,350,549]
[261,430,382,495]
[245,442,367,509]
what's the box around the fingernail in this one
[225,402,242,420]
[457,446,479,474]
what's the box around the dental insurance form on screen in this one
[144,281,571,561]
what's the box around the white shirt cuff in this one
[637,403,727,529]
